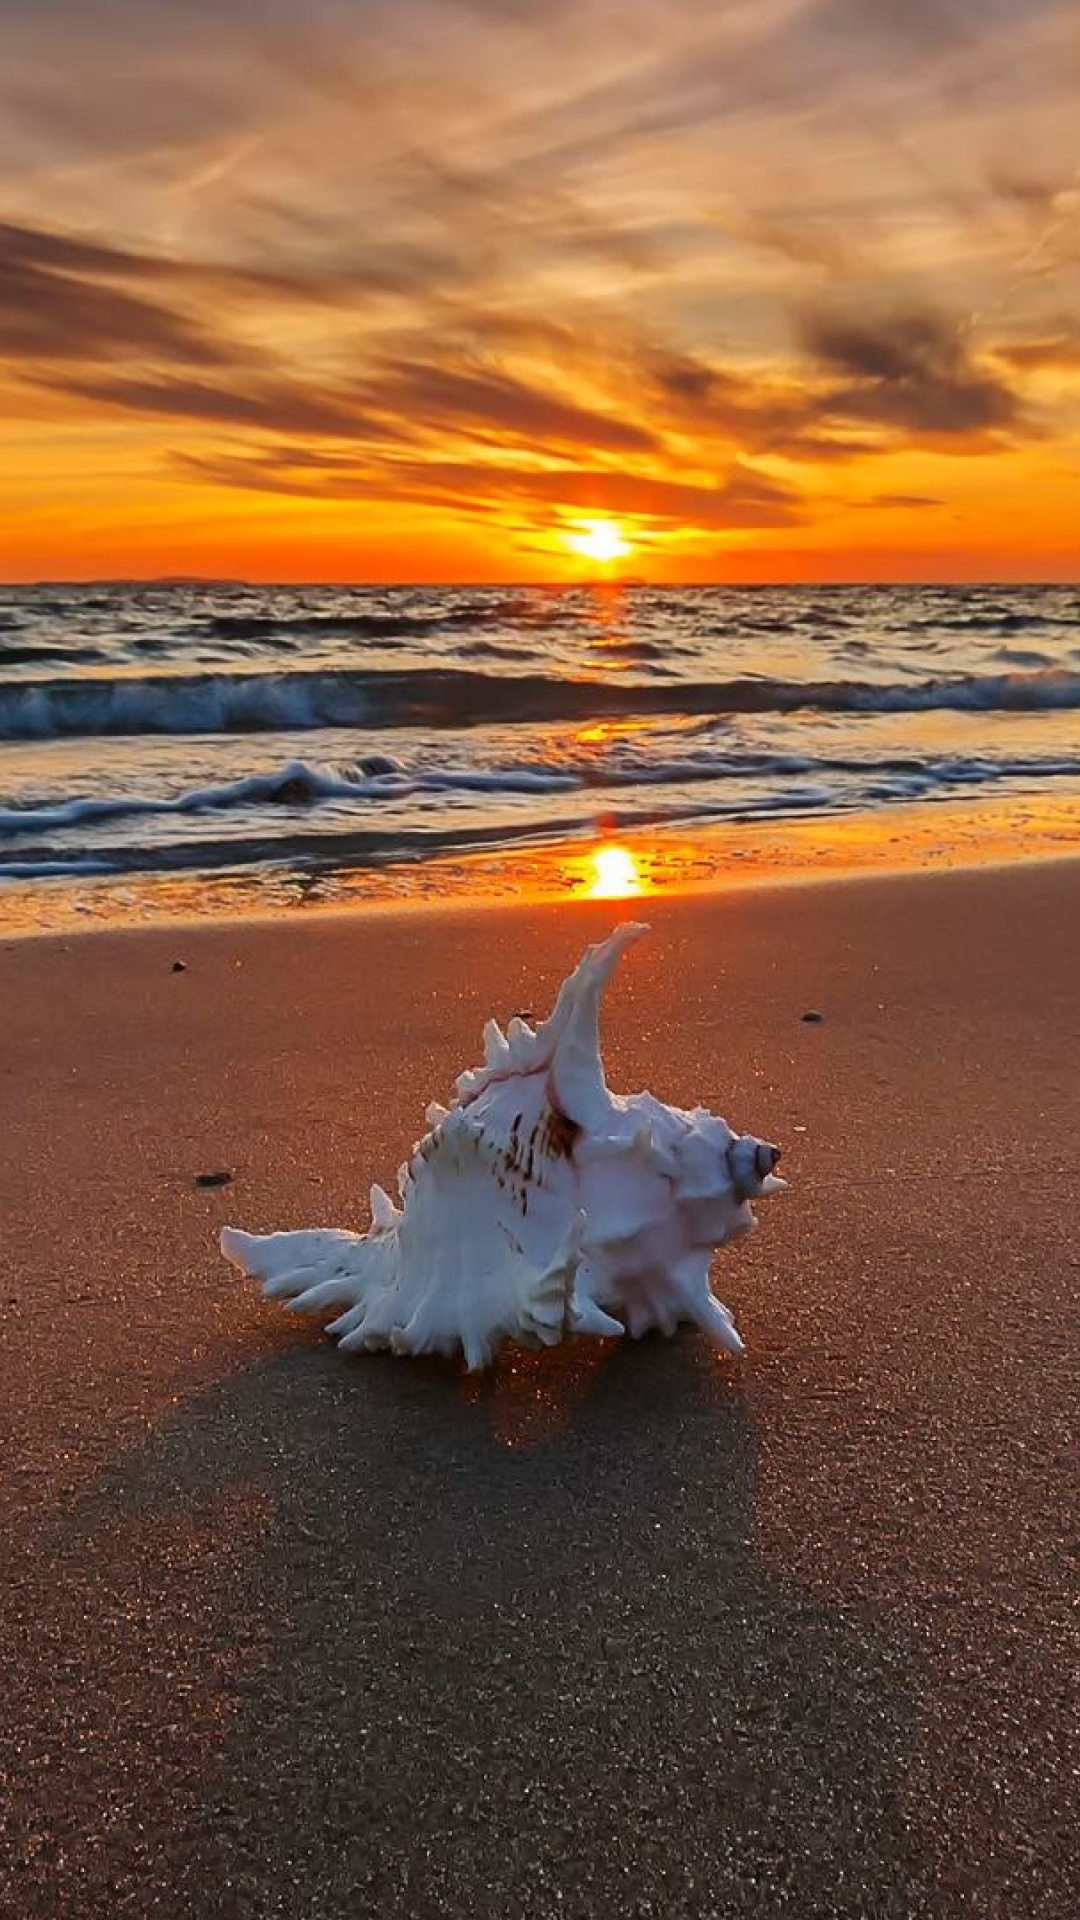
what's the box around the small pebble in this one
[802,1010,824,1023]
[194,1170,232,1188]
[171,960,187,973]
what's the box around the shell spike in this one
[220,1226,258,1269]
[507,1015,535,1052]
[570,1297,625,1339]
[548,921,650,1129]
[694,1295,746,1358]
[483,1018,511,1069]
[662,1252,745,1358]
[462,1328,493,1373]
[370,1184,399,1231]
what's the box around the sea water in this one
[2,580,1079,922]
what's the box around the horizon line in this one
[4,575,1080,591]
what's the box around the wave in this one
[6,745,1080,866]
[0,757,581,837]
[202,601,531,644]
[0,788,864,881]
[456,639,534,661]
[6,738,1080,882]
[3,663,1080,741]
[908,608,1080,634]
[0,642,107,666]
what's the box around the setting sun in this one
[566,521,632,565]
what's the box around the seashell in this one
[221,922,785,1369]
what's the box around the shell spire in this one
[221,921,786,1369]
[545,922,649,1129]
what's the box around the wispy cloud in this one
[45,371,403,441]
[354,357,662,455]
[176,444,806,532]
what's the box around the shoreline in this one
[3,786,1080,939]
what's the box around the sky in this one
[1,0,1079,582]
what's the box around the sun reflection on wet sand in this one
[587,844,643,898]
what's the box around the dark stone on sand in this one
[171,960,187,973]
[194,1169,232,1188]
[802,1010,824,1023]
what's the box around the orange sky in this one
[1,0,1079,582]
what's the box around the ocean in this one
[2,580,1080,926]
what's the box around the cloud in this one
[864,492,946,508]
[177,443,806,531]
[992,333,1080,372]
[800,307,1024,440]
[449,458,804,528]
[43,371,403,441]
[641,346,880,463]
[357,358,662,455]
[0,224,233,366]
[1,0,1077,577]
[798,0,1038,56]
[0,215,454,307]
[36,331,674,459]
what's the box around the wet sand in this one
[3,863,1079,1918]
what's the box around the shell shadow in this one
[28,1335,927,1919]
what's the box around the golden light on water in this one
[566,520,631,564]
[588,844,643,898]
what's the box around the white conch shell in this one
[221,923,785,1369]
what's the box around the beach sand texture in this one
[2,863,1078,1918]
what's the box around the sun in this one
[566,520,632,564]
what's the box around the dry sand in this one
[2,862,1079,1918]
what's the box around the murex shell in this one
[221,923,785,1369]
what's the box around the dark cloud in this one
[43,371,405,441]
[800,0,1033,56]
[986,171,1073,221]
[0,218,164,282]
[801,308,1024,440]
[360,358,662,455]
[992,334,1080,372]
[643,347,880,463]
[0,216,454,306]
[0,214,467,406]
[0,244,232,367]
[172,447,372,498]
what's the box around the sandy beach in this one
[3,861,1079,1919]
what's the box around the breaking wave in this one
[4,664,1080,741]
[5,745,1080,881]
